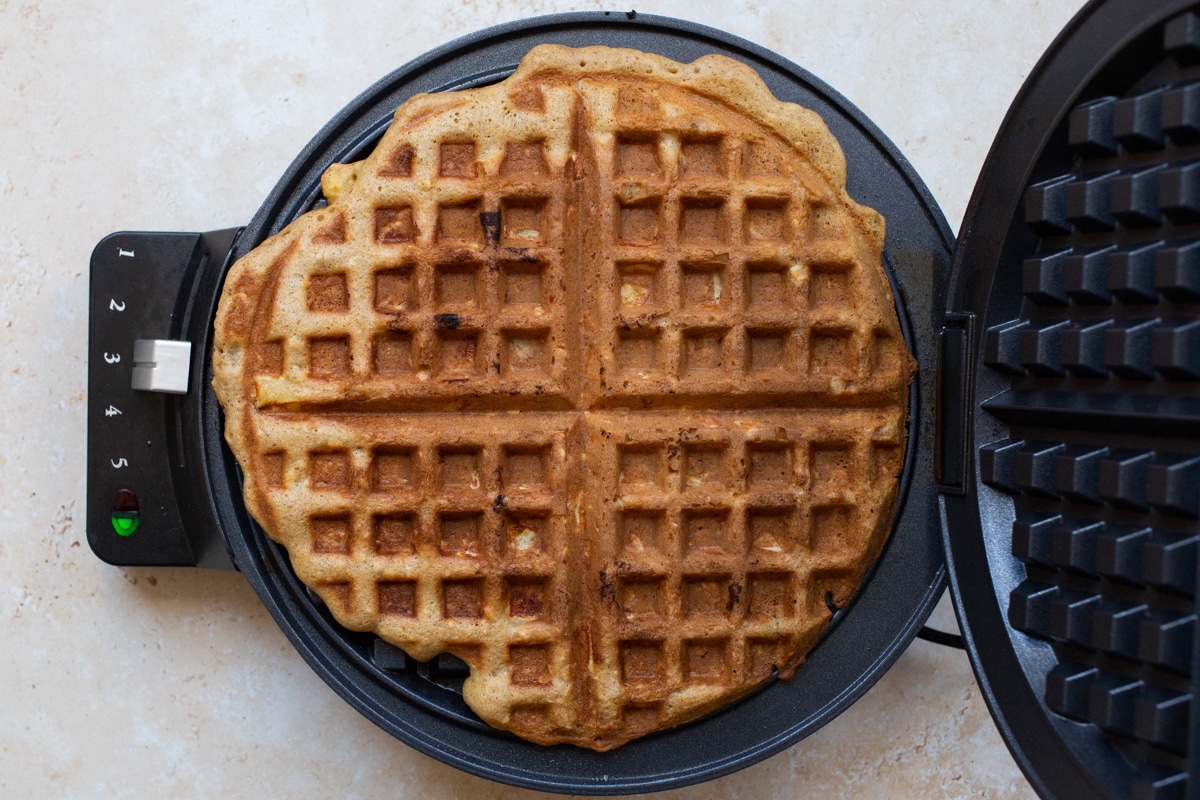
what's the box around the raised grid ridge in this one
[986,13,1200,793]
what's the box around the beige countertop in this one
[2,1,1088,796]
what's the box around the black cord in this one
[917,626,966,650]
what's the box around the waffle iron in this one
[85,2,1200,796]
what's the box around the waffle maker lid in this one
[943,1,1200,797]
[83,1,1200,796]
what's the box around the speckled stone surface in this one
[1,1,1088,797]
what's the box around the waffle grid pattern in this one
[256,414,576,716]
[588,87,903,401]
[254,94,578,408]
[588,412,900,733]
[222,60,910,747]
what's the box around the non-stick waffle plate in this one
[944,1,1200,798]
[191,12,952,795]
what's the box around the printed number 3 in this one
[111,458,128,469]
[104,352,120,364]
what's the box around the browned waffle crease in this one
[212,44,914,750]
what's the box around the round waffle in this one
[212,44,914,751]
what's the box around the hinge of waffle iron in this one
[936,313,975,495]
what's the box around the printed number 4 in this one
[105,405,122,417]
[111,458,128,469]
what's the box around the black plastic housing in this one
[87,228,239,569]
[175,13,953,795]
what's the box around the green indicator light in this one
[112,512,139,536]
[111,489,139,536]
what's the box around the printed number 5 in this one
[104,352,120,364]
[111,458,128,469]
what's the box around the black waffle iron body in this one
[85,2,1200,796]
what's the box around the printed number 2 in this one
[109,299,125,312]
[104,352,120,364]
[111,458,128,469]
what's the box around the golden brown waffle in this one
[212,44,914,750]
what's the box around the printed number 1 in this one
[111,458,128,469]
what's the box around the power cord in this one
[917,626,966,650]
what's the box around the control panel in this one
[87,230,240,568]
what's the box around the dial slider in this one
[130,339,191,394]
